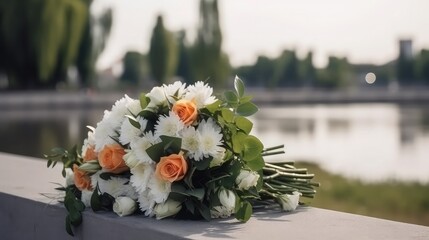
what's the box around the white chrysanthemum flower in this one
[65,168,74,187]
[81,129,95,157]
[90,171,101,190]
[93,117,117,152]
[119,117,146,145]
[126,99,143,116]
[148,176,171,203]
[130,163,155,194]
[96,175,138,200]
[184,81,217,109]
[163,81,186,104]
[210,206,234,218]
[81,190,93,208]
[180,126,203,161]
[155,112,184,137]
[146,86,167,109]
[108,95,135,129]
[131,132,160,164]
[198,118,223,159]
[138,190,156,216]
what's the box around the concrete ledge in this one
[1,152,429,240]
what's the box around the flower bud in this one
[218,189,236,210]
[113,196,137,217]
[154,199,182,220]
[278,191,301,211]
[123,150,140,169]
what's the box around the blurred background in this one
[0,0,428,226]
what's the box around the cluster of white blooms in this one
[80,81,225,218]
[124,81,223,216]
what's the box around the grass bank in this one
[298,162,429,226]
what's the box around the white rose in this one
[65,168,74,187]
[278,191,301,211]
[209,150,226,168]
[146,86,167,109]
[235,170,260,190]
[218,189,236,210]
[153,199,182,220]
[113,196,137,217]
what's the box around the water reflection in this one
[0,104,428,183]
[254,104,429,183]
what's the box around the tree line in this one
[1,0,429,90]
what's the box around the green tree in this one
[317,56,350,88]
[175,30,192,84]
[120,51,146,84]
[299,51,316,87]
[76,3,112,87]
[271,50,300,87]
[414,49,429,85]
[0,0,88,89]
[236,56,275,87]
[191,0,230,88]
[148,15,177,84]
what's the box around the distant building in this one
[399,39,413,60]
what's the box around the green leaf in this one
[160,135,182,154]
[91,187,102,212]
[171,183,188,196]
[186,188,205,200]
[235,200,252,222]
[193,157,212,170]
[232,132,246,154]
[234,76,245,98]
[239,95,253,103]
[78,162,101,173]
[184,200,195,214]
[235,116,253,134]
[184,167,196,189]
[205,100,221,113]
[65,216,74,236]
[196,203,211,221]
[69,210,82,226]
[50,147,67,156]
[139,110,158,121]
[245,156,265,171]
[74,200,86,212]
[221,108,235,123]
[140,93,150,109]
[146,135,182,162]
[126,115,141,129]
[236,102,258,117]
[224,90,238,104]
[146,142,165,163]
[242,135,264,162]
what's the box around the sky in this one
[93,0,429,70]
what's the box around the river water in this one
[1,103,428,183]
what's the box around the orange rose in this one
[73,164,92,191]
[83,145,97,162]
[98,144,129,174]
[172,99,198,126]
[155,153,188,182]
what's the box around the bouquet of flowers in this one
[45,77,318,236]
